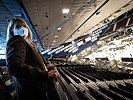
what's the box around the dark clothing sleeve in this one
[6,36,48,81]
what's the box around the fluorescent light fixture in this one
[68,46,77,52]
[85,37,91,42]
[49,48,57,54]
[47,51,52,55]
[52,46,62,53]
[77,41,84,46]
[55,45,70,54]
[72,48,78,53]
[41,49,51,54]
[62,8,70,14]
[64,46,73,52]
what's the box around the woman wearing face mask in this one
[6,17,59,100]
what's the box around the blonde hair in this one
[6,17,33,42]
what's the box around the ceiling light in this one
[72,13,75,15]
[57,27,61,31]
[53,40,56,43]
[55,36,58,37]
[62,8,70,14]
[69,39,71,41]
[72,35,75,37]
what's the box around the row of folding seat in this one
[0,66,17,100]
[56,65,133,100]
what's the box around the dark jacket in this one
[6,36,48,96]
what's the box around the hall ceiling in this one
[22,0,133,49]
[0,0,133,52]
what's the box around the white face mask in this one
[14,26,28,38]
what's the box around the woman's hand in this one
[48,68,60,79]
[47,61,55,70]
[47,61,60,79]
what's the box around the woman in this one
[6,17,59,100]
